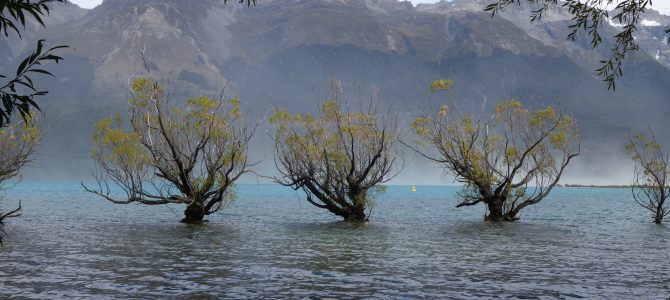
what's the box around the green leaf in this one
[28,69,54,77]
[16,57,30,76]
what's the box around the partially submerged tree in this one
[412,80,580,221]
[1,0,68,127]
[0,116,39,243]
[0,202,20,244]
[485,0,668,90]
[0,0,64,243]
[271,82,400,222]
[83,77,254,224]
[626,130,670,224]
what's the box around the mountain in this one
[418,0,670,70]
[0,1,87,70]
[2,0,669,184]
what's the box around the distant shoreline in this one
[559,184,633,189]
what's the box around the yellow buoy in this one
[411,185,417,192]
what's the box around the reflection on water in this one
[0,183,669,298]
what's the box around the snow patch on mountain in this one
[641,19,662,26]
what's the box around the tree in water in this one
[83,76,254,224]
[627,130,670,224]
[0,116,39,243]
[411,80,580,221]
[485,0,668,90]
[270,81,401,222]
[0,0,66,244]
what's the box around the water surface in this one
[0,183,668,298]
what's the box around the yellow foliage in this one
[412,117,429,136]
[321,99,339,121]
[505,147,518,160]
[412,92,580,197]
[530,107,556,126]
[94,79,246,171]
[0,119,40,145]
[495,99,528,122]
[131,77,151,92]
[226,96,241,118]
[430,79,454,92]
[270,111,292,124]
[92,116,147,169]
[273,98,389,179]
[549,132,567,148]
[438,104,449,117]
[187,96,218,112]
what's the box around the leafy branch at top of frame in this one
[0,39,67,127]
[0,0,66,38]
[484,0,660,91]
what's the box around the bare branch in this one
[86,72,252,223]
[270,80,402,221]
[411,81,580,221]
[627,128,670,224]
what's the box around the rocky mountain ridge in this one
[1,0,668,183]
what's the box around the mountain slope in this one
[1,0,668,183]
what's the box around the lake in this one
[0,183,668,298]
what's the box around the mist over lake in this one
[0,183,668,298]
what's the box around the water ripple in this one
[0,183,668,298]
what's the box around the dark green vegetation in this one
[487,0,670,89]
[83,77,253,224]
[412,81,580,221]
[0,0,67,127]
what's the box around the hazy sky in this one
[68,0,670,14]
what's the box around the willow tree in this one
[485,0,666,90]
[412,80,580,221]
[0,117,39,243]
[627,131,670,224]
[271,83,400,222]
[1,0,68,127]
[83,77,253,224]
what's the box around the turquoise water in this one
[0,183,668,298]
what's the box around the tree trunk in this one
[342,206,367,222]
[485,200,504,221]
[182,202,206,224]
[485,199,518,222]
[654,209,663,224]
